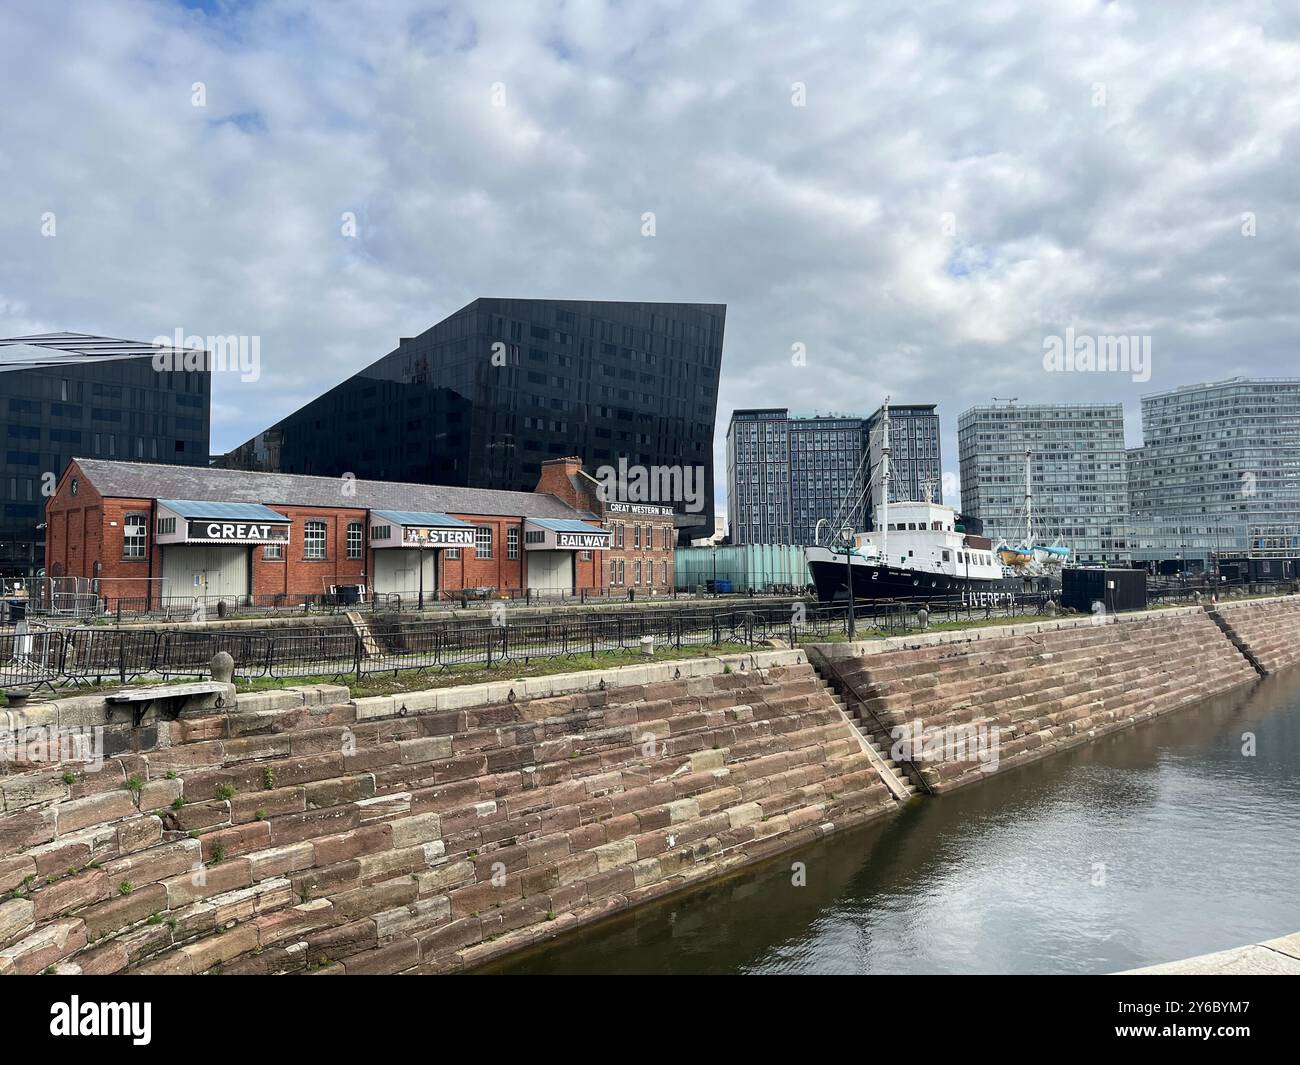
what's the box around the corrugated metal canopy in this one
[526,518,607,533]
[158,499,290,522]
[371,510,474,528]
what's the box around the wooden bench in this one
[105,682,231,726]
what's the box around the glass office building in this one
[957,402,1130,562]
[1128,377,1300,567]
[0,333,210,580]
[221,299,726,544]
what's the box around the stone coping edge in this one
[807,605,1212,662]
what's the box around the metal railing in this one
[0,594,1056,691]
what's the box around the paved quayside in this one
[1120,931,1300,974]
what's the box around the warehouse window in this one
[264,544,283,560]
[475,526,493,559]
[304,521,327,560]
[446,548,460,560]
[347,521,363,559]
[123,513,147,559]
[507,526,520,560]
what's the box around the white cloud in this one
[2,0,1298,519]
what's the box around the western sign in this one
[402,527,476,547]
[556,531,609,549]
[188,520,288,543]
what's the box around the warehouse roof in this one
[71,459,596,520]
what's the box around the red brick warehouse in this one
[44,457,679,608]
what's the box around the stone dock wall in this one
[807,604,1267,793]
[4,595,1300,974]
[0,650,895,975]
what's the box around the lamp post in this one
[841,525,856,640]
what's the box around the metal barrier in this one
[1,593,1059,689]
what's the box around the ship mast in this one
[880,396,891,561]
[1024,448,1033,546]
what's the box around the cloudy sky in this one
[3,0,1299,511]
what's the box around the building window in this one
[475,526,493,559]
[525,529,545,544]
[446,547,460,560]
[123,513,146,559]
[507,525,520,560]
[615,523,625,549]
[634,524,641,549]
[371,524,391,540]
[264,544,284,560]
[304,520,327,560]
[580,550,592,561]
[634,561,642,584]
[155,516,176,536]
[662,561,668,584]
[347,521,363,559]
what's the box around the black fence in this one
[0,593,1060,691]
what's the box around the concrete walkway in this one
[1119,932,1300,974]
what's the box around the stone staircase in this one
[812,608,1260,792]
[813,675,919,801]
[1210,596,1300,675]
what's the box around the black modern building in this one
[0,333,211,580]
[221,299,726,543]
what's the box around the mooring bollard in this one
[916,607,929,630]
[640,635,654,657]
[1045,599,1058,617]
[211,651,234,683]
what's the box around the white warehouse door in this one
[161,545,249,602]
[527,551,573,593]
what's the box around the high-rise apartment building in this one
[957,402,1130,562]
[727,408,892,546]
[865,402,942,517]
[221,299,725,544]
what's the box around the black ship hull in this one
[807,553,1053,604]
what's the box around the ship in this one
[804,399,1062,604]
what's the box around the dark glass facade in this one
[0,357,210,578]
[221,299,726,543]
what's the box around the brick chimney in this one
[534,456,604,514]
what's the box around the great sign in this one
[188,520,288,543]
